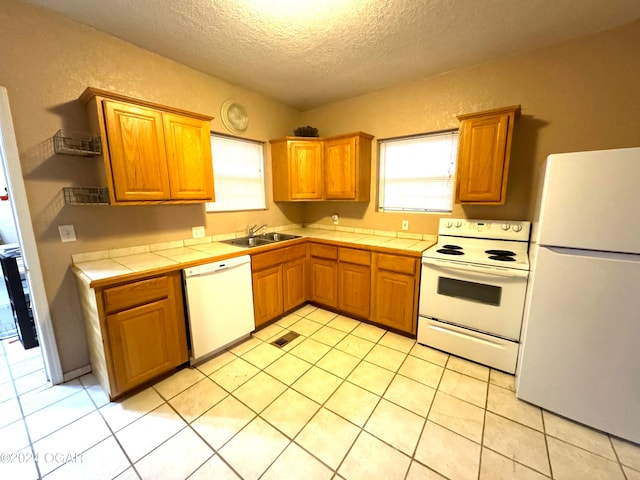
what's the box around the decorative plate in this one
[221,100,249,134]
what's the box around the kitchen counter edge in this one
[72,231,436,289]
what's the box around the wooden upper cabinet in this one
[289,141,324,199]
[163,113,214,200]
[80,87,214,205]
[104,100,171,201]
[324,132,372,201]
[455,105,520,205]
[270,132,373,202]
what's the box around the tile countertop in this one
[72,227,437,286]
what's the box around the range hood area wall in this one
[1,0,639,377]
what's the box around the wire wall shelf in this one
[53,129,101,156]
[63,187,110,205]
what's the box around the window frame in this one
[206,132,267,213]
[377,128,459,214]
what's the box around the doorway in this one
[0,86,63,388]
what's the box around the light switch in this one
[402,220,409,231]
[58,224,77,242]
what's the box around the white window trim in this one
[378,129,459,214]
[206,132,267,213]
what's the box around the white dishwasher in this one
[183,255,255,365]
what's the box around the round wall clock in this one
[221,100,249,134]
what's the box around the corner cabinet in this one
[80,88,215,205]
[455,105,520,205]
[271,132,373,202]
[251,243,307,328]
[246,240,422,336]
[75,271,188,400]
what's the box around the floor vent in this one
[270,331,300,348]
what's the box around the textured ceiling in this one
[22,0,640,110]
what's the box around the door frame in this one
[0,86,63,384]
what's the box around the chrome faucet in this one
[248,224,268,237]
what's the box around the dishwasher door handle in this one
[183,255,251,278]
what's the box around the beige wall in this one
[1,0,639,376]
[0,1,303,373]
[301,20,640,234]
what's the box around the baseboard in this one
[63,364,91,382]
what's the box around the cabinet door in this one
[289,141,323,199]
[456,107,518,205]
[338,262,370,319]
[103,100,171,201]
[107,298,182,394]
[163,113,215,201]
[252,265,284,328]
[373,269,416,334]
[283,257,306,312]
[309,257,338,308]
[325,136,357,199]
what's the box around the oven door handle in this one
[421,257,529,278]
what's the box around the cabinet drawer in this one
[377,253,416,275]
[310,243,338,260]
[339,247,371,266]
[286,243,307,260]
[252,248,287,271]
[103,276,169,314]
[252,242,307,271]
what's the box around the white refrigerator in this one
[516,147,640,444]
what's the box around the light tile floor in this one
[1,305,639,480]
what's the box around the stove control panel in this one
[439,218,530,241]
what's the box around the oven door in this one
[419,258,528,340]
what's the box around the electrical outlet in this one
[402,220,409,231]
[58,224,77,242]
[192,226,205,238]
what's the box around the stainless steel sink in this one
[220,233,301,248]
[260,232,301,242]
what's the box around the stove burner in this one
[485,249,516,256]
[442,244,463,250]
[437,249,464,255]
[489,255,516,262]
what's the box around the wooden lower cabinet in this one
[249,241,420,336]
[76,271,188,400]
[252,265,284,328]
[283,256,306,311]
[309,243,338,308]
[338,247,371,319]
[309,258,338,308]
[251,243,307,327]
[372,253,419,334]
[107,298,182,394]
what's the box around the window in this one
[206,133,266,212]
[378,130,458,213]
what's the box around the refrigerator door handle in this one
[543,246,640,262]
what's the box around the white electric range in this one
[417,218,531,373]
